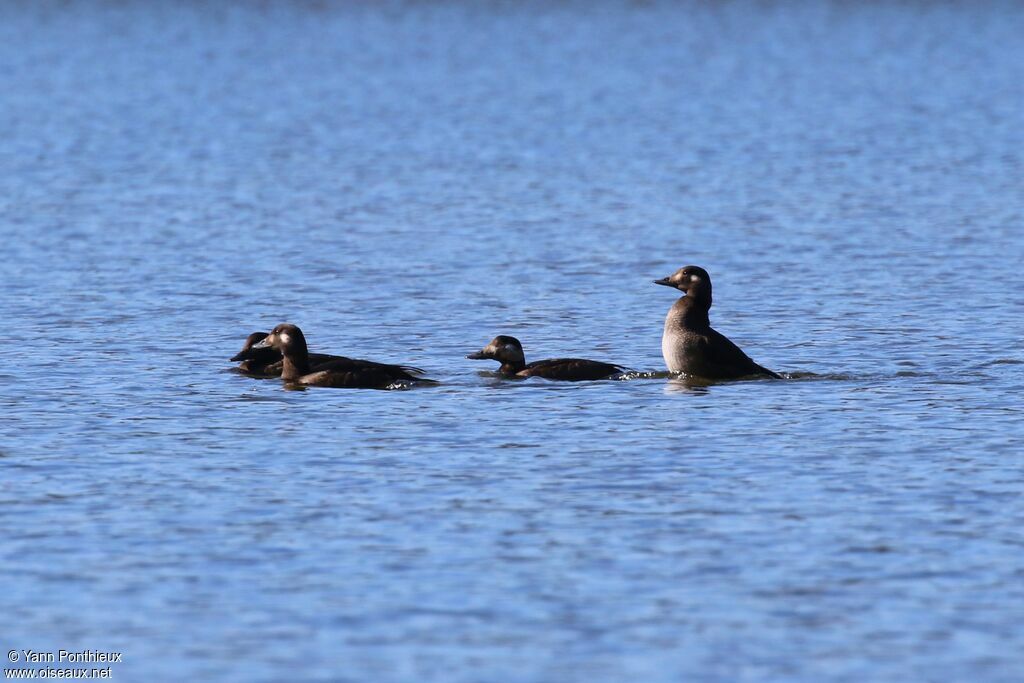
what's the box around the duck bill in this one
[653,277,675,288]
[252,336,275,349]
[466,351,490,360]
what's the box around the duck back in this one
[518,358,624,381]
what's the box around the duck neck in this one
[280,343,311,381]
[499,360,525,375]
[251,347,282,370]
[674,295,711,330]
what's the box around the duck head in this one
[253,323,309,357]
[654,265,713,308]
[231,332,271,361]
[467,335,526,367]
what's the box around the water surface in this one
[1,2,1023,681]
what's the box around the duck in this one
[654,265,780,379]
[231,332,279,376]
[230,331,345,377]
[467,335,624,381]
[252,323,436,389]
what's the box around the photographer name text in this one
[12,652,120,665]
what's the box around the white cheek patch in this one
[279,333,291,345]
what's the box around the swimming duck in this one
[253,323,435,388]
[467,335,624,381]
[655,265,780,379]
[231,331,344,377]
[231,332,279,375]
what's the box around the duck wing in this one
[310,354,426,377]
[519,358,625,381]
[233,350,355,377]
[702,329,780,379]
[307,356,429,381]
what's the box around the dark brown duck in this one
[467,335,624,381]
[655,265,780,380]
[253,323,435,389]
[231,331,344,377]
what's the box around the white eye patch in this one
[502,344,518,354]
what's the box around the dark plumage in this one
[253,323,435,389]
[231,332,278,375]
[654,265,780,380]
[230,331,343,377]
[467,335,624,381]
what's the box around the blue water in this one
[2,1,1023,681]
